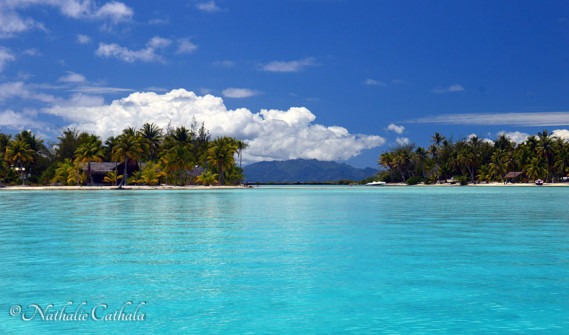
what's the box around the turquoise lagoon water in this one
[1,186,569,334]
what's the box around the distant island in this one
[243,159,376,183]
[378,130,568,185]
[0,123,247,187]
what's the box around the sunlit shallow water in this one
[1,186,569,334]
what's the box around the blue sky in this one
[1,1,569,168]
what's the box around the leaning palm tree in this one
[112,134,143,187]
[5,140,35,185]
[74,139,104,185]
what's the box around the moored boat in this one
[366,181,386,186]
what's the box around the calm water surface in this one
[1,186,569,334]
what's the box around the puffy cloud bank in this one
[45,89,385,163]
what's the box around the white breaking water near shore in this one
[45,89,385,164]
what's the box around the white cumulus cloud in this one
[552,129,569,141]
[147,36,172,49]
[387,123,404,134]
[222,88,260,98]
[94,1,133,22]
[467,133,493,145]
[0,109,44,129]
[363,78,386,87]
[0,1,133,38]
[0,81,55,103]
[262,58,316,72]
[0,47,15,72]
[498,131,530,144]
[43,89,385,163]
[410,112,569,126]
[77,34,91,44]
[58,71,87,83]
[96,41,163,63]
[196,1,221,12]
[431,84,465,94]
[176,38,197,54]
[0,8,43,38]
[96,36,191,62]
[395,137,410,146]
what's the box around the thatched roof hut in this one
[83,161,139,184]
[504,172,524,179]
[87,162,118,175]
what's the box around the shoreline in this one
[1,183,568,190]
[0,185,249,191]
[384,182,569,187]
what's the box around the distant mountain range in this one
[243,159,377,183]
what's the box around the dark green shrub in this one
[456,175,469,186]
[406,176,423,185]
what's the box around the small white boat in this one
[366,181,386,186]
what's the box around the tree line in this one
[0,122,248,186]
[378,130,569,184]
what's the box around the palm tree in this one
[103,171,123,186]
[0,133,11,185]
[55,128,80,161]
[196,171,218,186]
[553,139,569,180]
[112,134,143,187]
[164,144,193,185]
[431,133,449,181]
[52,159,85,185]
[74,139,104,185]
[140,162,165,185]
[14,130,46,181]
[378,152,394,180]
[393,148,411,181]
[489,150,510,182]
[476,165,492,183]
[207,137,237,185]
[235,140,248,169]
[431,132,446,147]
[494,134,514,151]
[139,123,163,161]
[5,140,35,185]
[525,157,546,182]
[537,130,554,182]
[414,147,428,178]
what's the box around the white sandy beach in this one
[0,185,249,190]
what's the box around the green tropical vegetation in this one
[377,130,569,184]
[0,122,246,186]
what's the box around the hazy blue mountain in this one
[243,159,377,183]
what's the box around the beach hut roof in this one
[84,162,118,173]
[504,172,524,178]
